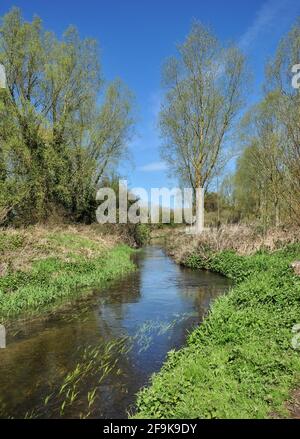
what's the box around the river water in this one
[0,246,231,419]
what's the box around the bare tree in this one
[266,18,300,222]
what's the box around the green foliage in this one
[47,232,101,252]
[133,224,151,247]
[160,21,248,193]
[230,19,300,227]
[134,245,300,419]
[0,8,134,225]
[0,243,135,320]
[186,250,273,283]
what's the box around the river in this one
[0,245,231,419]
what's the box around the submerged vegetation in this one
[37,340,130,419]
[134,243,300,419]
[0,306,200,419]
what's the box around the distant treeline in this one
[157,20,300,229]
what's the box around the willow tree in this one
[0,8,134,224]
[159,22,248,231]
[237,93,285,227]
[266,18,300,223]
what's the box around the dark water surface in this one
[0,246,231,419]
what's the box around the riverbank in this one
[134,229,300,419]
[0,225,136,322]
[0,245,229,419]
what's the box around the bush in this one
[133,224,151,247]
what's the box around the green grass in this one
[0,244,135,321]
[0,232,25,254]
[47,232,102,252]
[134,244,300,419]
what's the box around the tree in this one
[266,18,300,223]
[159,22,248,231]
[0,8,134,224]
[237,93,285,227]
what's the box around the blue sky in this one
[1,0,300,194]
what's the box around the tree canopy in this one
[159,22,248,194]
[0,8,134,224]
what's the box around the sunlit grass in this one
[0,243,135,321]
[134,244,300,419]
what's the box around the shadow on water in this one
[0,246,232,419]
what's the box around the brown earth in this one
[286,389,300,419]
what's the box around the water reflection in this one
[0,246,231,419]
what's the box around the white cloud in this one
[139,161,167,172]
[239,0,298,50]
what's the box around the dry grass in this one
[286,389,300,419]
[0,224,134,275]
[164,224,300,263]
[0,226,136,320]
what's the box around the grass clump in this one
[0,232,25,254]
[0,228,135,321]
[134,244,300,419]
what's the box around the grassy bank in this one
[134,243,300,419]
[0,226,135,321]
